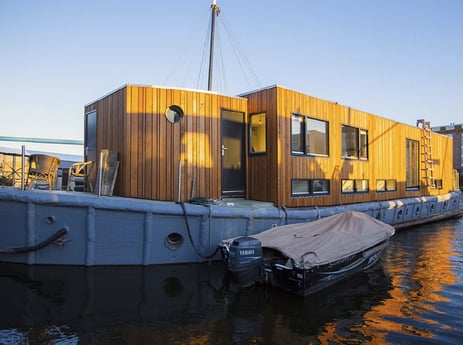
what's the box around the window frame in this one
[291,113,329,157]
[341,179,369,194]
[249,112,267,155]
[433,179,443,189]
[376,179,397,192]
[405,139,420,190]
[342,125,368,160]
[291,178,330,197]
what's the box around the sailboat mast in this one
[208,0,220,91]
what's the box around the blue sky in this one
[1,0,462,145]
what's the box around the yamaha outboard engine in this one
[226,236,263,287]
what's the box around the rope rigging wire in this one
[165,3,262,93]
[219,12,263,90]
[197,12,213,90]
[197,6,262,93]
[215,24,228,93]
[164,9,211,88]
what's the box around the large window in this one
[291,114,329,156]
[342,125,368,160]
[249,113,266,154]
[406,139,420,190]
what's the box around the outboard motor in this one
[226,236,263,287]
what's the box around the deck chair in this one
[67,161,94,192]
[27,154,61,191]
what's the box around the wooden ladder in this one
[417,119,435,188]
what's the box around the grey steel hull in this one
[0,187,462,266]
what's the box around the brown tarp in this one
[252,211,395,267]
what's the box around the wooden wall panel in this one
[245,85,455,207]
[86,85,247,201]
[86,84,454,207]
[84,86,126,193]
[245,87,279,203]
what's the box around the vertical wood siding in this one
[245,85,454,207]
[86,85,247,201]
[86,84,454,207]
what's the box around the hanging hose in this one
[177,202,219,260]
[0,228,68,254]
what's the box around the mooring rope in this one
[177,201,219,259]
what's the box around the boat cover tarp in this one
[252,211,395,267]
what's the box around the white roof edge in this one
[84,84,128,107]
[237,84,280,97]
[85,84,247,107]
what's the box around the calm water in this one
[1,217,462,345]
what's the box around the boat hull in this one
[0,187,462,266]
[267,241,388,296]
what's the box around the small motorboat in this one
[219,211,395,296]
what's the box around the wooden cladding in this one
[85,85,247,201]
[86,84,454,207]
[244,85,454,207]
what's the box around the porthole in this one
[397,209,403,219]
[165,232,184,250]
[165,105,184,123]
[46,216,55,224]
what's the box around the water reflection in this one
[1,218,462,344]
[0,263,228,344]
[357,220,461,344]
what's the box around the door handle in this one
[221,144,228,156]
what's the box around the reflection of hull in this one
[0,187,462,266]
[268,241,388,296]
[0,262,226,330]
[0,261,393,343]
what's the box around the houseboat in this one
[0,83,461,266]
[0,1,461,266]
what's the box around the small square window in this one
[376,180,386,192]
[355,179,369,192]
[386,179,397,191]
[312,179,329,194]
[342,180,355,193]
[292,179,310,195]
[434,179,443,189]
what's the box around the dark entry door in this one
[85,110,97,162]
[221,109,246,197]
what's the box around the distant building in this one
[432,123,463,188]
